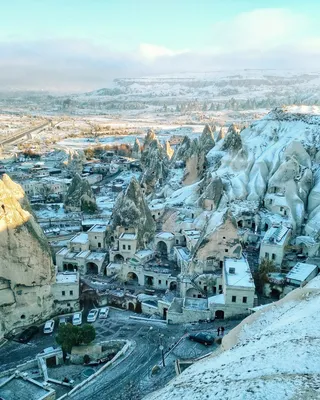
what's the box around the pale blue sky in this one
[0,0,319,91]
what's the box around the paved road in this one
[0,120,50,146]
[0,309,239,399]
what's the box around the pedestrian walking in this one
[221,326,225,335]
[217,327,220,336]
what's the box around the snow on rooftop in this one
[88,224,107,233]
[262,225,290,245]
[120,233,137,240]
[82,218,109,226]
[224,257,255,288]
[156,232,174,239]
[175,246,191,261]
[70,232,89,244]
[184,297,208,310]
[208,293,226,305]
[87,252,107,261]
[135,249,154,258]
[286,262,318,283]
[56,272,78,284]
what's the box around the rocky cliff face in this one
[0,175,55,338]
[64,173,97,213]
[112,177,155,248]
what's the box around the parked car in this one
[99,307,109,319]
[72,312,82,326]
[59,316,68,326]
[188,332,215,346]
[18,326,39,343]
[87,309,99,322]
[43,320,55,334]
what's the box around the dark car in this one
[18,326,39,343]
[188,332,215,346]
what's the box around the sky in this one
[0,0,319,92]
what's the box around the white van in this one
[99,307,109,319]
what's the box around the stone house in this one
[52,271,80,313]
[259,225,291,267]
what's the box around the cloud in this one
[139,43,189,61]
[209,8,309,53]
[0,8,319,92]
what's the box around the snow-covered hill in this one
[204,106,320,234]
[145,275,320,400]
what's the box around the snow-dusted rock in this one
[0,175,54,338]
[112,177,155,248]
[145,276,320,400]
[64,173,97,213]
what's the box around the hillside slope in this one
[145,276,320,400]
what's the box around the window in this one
[280,207,283,212]
[98,242,101,248]
[62,291,65,296]
[219,285,222,291]
[272,253,276,260]
[223,236,226,239]
[123,245,126,250]
[158,280,162,284]
[128,245,131,250]
[95,236,97,239]
[225,249,228,253]
[67,303,71,307]
[232,296,236,303]
[243,297,247,303]
[265,252,269,259]
[199,281,201,285]
[70,290,73,296]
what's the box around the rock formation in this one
[0,175,55,338]
[198,173,223,211]
[172,125,215,185]
[64,173,97,213]
[143,129,157,152]
[61,149,86,175]
[140,139,170,195]
[132,138,141,159]
[112,177,155,248]
[164,140,174,160]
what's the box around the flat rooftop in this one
[70,232,89,244]
[120,233,137,240]
[88,224,107,233]
[224,257,255,288]
[56,272,78,283]
[183,229,201,240]
[87,252,107,261]
[262,225,290,246]
[286,262,318,282]
[175,246,191,261]
[156,232,174,239]
[0,377,54,400]
[184,297,208,310]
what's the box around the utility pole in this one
[159,333,165,367]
